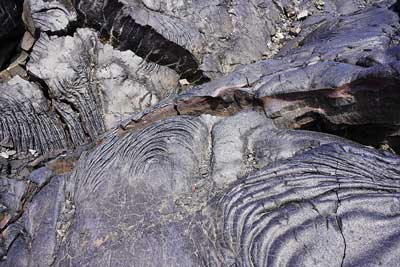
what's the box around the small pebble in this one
[28,167,53,187]
[179,79,190,86]
[289,27,301,36]
[297,10,309,20]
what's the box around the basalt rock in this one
[24,0,77,34]
[1,0,400,267]
[0,0,24,71]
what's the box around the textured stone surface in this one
[0,0,400,266]
[0,76,68,153]
[0,0,24,70]
[28,28,180,130]
[26,0,77,33]
[202,143,400,266]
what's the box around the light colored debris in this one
[315,0,325,10]
[0,137,13,149]
[297,10,309,20]
[0,150,17,159]
[29,149,38,156]
[289,26,301,36]
[272,31,285,43]
[21,31,35,51]
[285,6,297,18]
[179,79,190,86]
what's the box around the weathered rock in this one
[49,115,400,266]
[22,176,64,266]
[0,0,399,266]
[0,233,29,267]
[0,178,26,220]
[202,143,400,266]
[0,76,68,153]
[20,32,35,52]
[27,167,53,187]
[74,0,291,79]
[25,0,77,33]
[28,28,181,130]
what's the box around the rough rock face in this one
[28,28,180,132]
[0,0,400,266]
[203,143,400,266]
[75,0,285,80]
[0,76,68,153]
[25,0,77,33]
[0,0,24,70]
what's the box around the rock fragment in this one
[20,32,35,51]
[297,9,310,20]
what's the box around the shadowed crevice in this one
[111,76,400,154]
[0,0,25,71]
[268,77,400,153]
[391,0,400,17]
[75,0,210,84]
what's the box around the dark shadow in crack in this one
[0,0,25,71]
[75,0,210,85]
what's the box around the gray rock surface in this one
[25,0,77,33]
[202,143,400,266]
[28,28,180,130]
[0,0,400,266]
[0,76,68,153]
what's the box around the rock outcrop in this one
[0,0,400,266]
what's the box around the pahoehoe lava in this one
[0,0,400,267]
[75,0,210,84]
